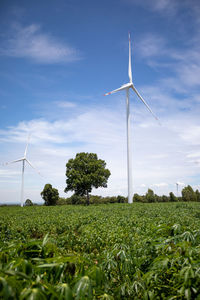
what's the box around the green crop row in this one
[0,202,200,299]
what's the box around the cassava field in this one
[0,202,200,299]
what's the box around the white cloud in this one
[0,169,20,177]
[136,34,167,58]
[152,183,168,187]
[180,125,200,145]
[1,92,200,204]
[126,0,179,14]
[187,152,200,158]
[55,101,76,108]
[0,23,81,63]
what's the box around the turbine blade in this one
[104,85,128,96]
[24,133,31,157]
[128,32,132,83]
[26,159,42,177]
[132,86,161,124]
[3,158,24,165]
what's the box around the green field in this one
[0,202,200,299]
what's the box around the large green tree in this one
[169,192,177,202]
[182,185,197,202]
[145,188,155,203]
[64,152,111,205]
[41,184,59,206]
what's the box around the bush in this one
[117,195,127,203]
[70,194,86,205]
[25,199,33,206]
[145,189,155,203]
[41,184,59,206]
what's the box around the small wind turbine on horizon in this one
[3,135,42,207]
[176,182,179,197]
[104,33,160,204]
[176,181,184,197]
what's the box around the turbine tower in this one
[4,135,41,207]
[104,33,159,203]
[176,182,179,197]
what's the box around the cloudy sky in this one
[1,0,200,204]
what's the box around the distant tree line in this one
[3,184,199,207]
[39,184,200,206]
[133,185,200,203]
[38,152,200,206]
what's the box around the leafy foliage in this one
[182,185,197,202]
[25,199,33,206]
[41,184,59,206]
[0,202,200,298]
[65,153,111,205]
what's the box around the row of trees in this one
[133,186,200,203]
[38,152,200,206]
[39,184,200,206]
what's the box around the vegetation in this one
[55,185,200,206]
[41,184,59,206]
[25,199,33,206]
[65,152,111,205]
[0,202,200,299]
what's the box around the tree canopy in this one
[25,199,33,206]
[41,184,59,206]
[64,152,111,205]
[182,185,197,202]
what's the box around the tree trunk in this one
[86,190,90,205]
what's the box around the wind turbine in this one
[176,182,179,197]
[104,33,159,204]
[3,135,41,207]
[176,181,184,198]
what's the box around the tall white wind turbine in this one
[4,135,41,207]
[176,182,179,197]
[104,33,159,204]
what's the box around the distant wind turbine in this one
[104,33,160,203]
[3,135,41,207]
[176,182,179,197]
[176,181,184,197]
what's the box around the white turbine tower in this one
[4,135,41,207]
[104,33,159,204]
[176,182,179,197]
[176,182,184,198]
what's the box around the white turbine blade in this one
[128,32,132,83]
[132,86,160,123]
[24,133,31,157]
[104,84,130,96]
[3,158,24,165]
[26,159,42,177]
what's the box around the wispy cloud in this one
[126,0,179,15]
[1,93,200,203]
[126,0,200,19]
[136,34,167,58]
[152,182,168,188]
[135,31,200,97]
[0,23,81,63]
[55,101,76,108]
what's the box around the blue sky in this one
[1,0,200,204]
